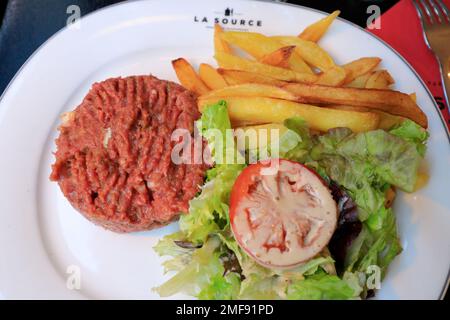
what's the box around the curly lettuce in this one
[154,102,338,299]
[154,102,428,300]
[287,273,357,300]
[284,120,426,293]
[304,121,425,286]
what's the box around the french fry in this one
[342,57,381,84]
[283,82,428,127]
[299,10,341,42]
[215,52,318,83]
[198,96,380,132]
[214,24,232,54]
[315,65,347,86]
[172,58,209,95]
[236,123,288,151]
[272,36,336,71]
[218,69,288,86]
[409,92,417,103]
[231,119,260,127]
[240,123,287,133]
[221,31,313,74]
[376,111,407,129]
[346,72,372,88]
[347,69,395,89]
[365,70,395,89]
[198,63,228,89]
[199,84,299,101]
[330,105,407,129]
[259,46,296,69]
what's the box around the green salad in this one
[153,100,428,300]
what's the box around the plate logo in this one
[224,7,234,16]
[194,7,263,30]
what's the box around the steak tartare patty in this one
[50,75,208,233]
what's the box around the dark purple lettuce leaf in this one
[328,181,362,274]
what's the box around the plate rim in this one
[0,0,448,299]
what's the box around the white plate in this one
[0,0,449,300]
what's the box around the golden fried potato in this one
[329,105,407,129]
[315,65,347,86]
[198,96,380,132]
[376,111,407,130]
[198,63,228,89]
[239,123,287,134]
[218,69,288,86]
[365,70,395,89]
[342,57,381,84]
[299,10,341,42]
[220,31,313,74]
[214,24,232,54]
[231,119,261,127]
[235,123,288,151]
[172,58,209,95]
[259,46,296,69]
[215,52,318,83]
[272,36,336,71]
[345,72,372,88]
[283,82,428,127]
[199,83,299,101]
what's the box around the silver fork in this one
[413,0,450,112]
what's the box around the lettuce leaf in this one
[218,232,272,279]
[308,128,408,279]
[237,258,337,300]
[180,101,245,244]
[155,101,245,299]
[239,274,289,300]
[312,128,421,192]
[196,99,244,165]
[153,232,195,273]
[350,208,402,277]
[198,272,241,300]
[295,125,421,291]
[179,164,242,244]
[154,237,224,297]
[280,117,312,162]
[308,126,422,231]
[154,109,426,300]
[389,120,429,156]
[196,100,230,163]
[286,273,359,300]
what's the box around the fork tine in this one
[421,0,436,23]
[413,0,429,24]
[414,0,425,20]
[436,0,450,22]
[428,0,443,23]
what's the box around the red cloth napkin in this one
[367,0,450,130]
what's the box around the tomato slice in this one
[229,159,337,269]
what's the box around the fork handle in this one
[436,53,450,113]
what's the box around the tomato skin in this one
[229,161,264,222]
[229,161,271,267]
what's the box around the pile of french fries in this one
[172,11,428,133]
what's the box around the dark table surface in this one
[0,0,448,301]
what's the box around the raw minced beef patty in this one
[50,75,208,233]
